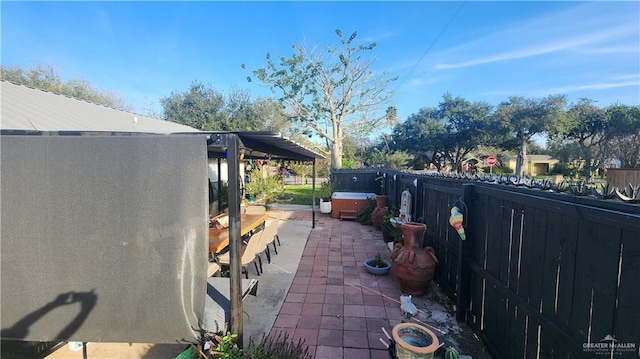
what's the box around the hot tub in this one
[331,192,377,219]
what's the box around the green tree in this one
[546,138,583,177]
[248,29,398,169]
[549,99,609,181]
[392,94,495,173]
[606,104,640,168]
[364,145,411,170]
[437,94,495,172]
[494,95,566,177]
[161,81,225,130]
[286,161,313,184]
[161,81,292,133]
[391,108,447,171]
[1,64,132,110]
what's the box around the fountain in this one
[390,187,412,228]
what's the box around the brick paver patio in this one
[268,210,406,358]
[266,207,492,359]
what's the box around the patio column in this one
[227,135,244,346]
[312,159,316,228]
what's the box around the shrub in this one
[482,165,513,175]
[194,330,311,359]
[551,162,571,176]
[245,171,285,204]
[263,175,285,203]
[245,331,312,359]
[412,156,426,170]
[356,198,376,225]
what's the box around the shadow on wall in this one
[1,290,97,341]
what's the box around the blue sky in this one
[2,1,639,123]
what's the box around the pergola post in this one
[226,135,243,346]
[312,159,316,228]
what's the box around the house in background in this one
[504,154,559,176]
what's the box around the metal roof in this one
[1,80,199,134]
[206,131,325,161]
[236,131,325,161]
[1,80,325,161]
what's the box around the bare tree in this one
[248,29,397,169]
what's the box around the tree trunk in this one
[516,137,527,177]
[331,138,343,169]
[581,141,593,183]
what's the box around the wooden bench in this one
[340,209,358,221]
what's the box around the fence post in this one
[456,183,474,322]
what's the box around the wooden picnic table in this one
[208,213,269,254]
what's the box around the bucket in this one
[392,323,439,359]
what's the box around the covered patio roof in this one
[205,131,325,162]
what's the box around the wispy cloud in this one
[572,45,639,55]
[433,3,638,71]
[537,80,640,96]
[481,78,640,98]
[435,24,635,70]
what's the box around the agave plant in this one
[498,176,510,185]
[568,181,592,196]
[515,177,532,187]
[525,178,538,188]
[615,184,640,203]
[551,180,569,193]
[593,183,617,200]
[533,179,553,191]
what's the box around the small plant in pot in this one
[381,208,400,243]
[364,253,391,275]
[318,180,333,214]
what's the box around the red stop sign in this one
[487,156,497,166]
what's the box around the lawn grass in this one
[281,184,314,205]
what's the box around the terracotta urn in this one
[391,222,438,296]
[371,195,389,231]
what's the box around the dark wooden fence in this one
[332,170,640,359]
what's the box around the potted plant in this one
[364,253,391,275]
[381,208,400,243]
[245,171,263,203]
[245,171,285,206]
[318,180,332,214]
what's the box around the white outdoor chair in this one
[254,222,273,274]
[216,230,264,279]
[260,219,279,264]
